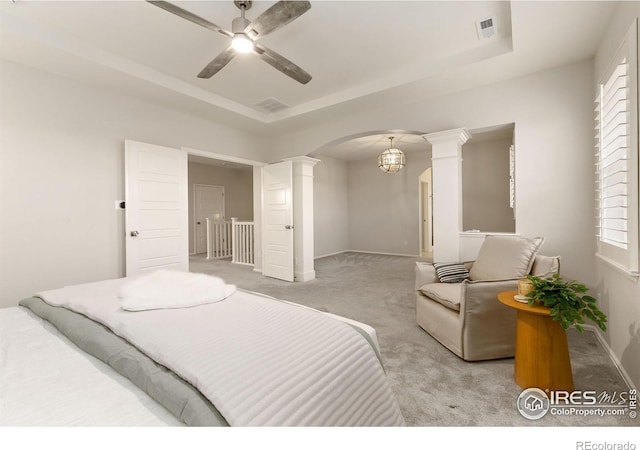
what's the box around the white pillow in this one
[119,270,236,311]
[530,255,560,278]
[469,236,544,281]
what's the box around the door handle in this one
[285,225,294,230]
[130,230,139,237]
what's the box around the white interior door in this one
[194,184,225,254]
[125,140,188,276]
[262,161,294,282]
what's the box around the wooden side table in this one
[498,291,574,392]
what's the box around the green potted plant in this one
[525,274,607,332]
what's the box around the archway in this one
[309,129,431,259]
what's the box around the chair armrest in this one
[459,279,519,360]
[415,262,438,290]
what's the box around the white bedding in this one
[37,276,405,426]
[0,307,182,426]
[119,270,236,311]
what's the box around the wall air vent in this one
[255,97,290,113]
[475,16,497,40]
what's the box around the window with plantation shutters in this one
[596,58,629,248]
[595,19,639,275]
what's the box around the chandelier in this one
[377,136,406,173]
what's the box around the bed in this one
[0,271,405,426]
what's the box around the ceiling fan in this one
[148,0,312,84]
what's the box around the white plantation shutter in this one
[596,58,629,248]
[595,19,639,274]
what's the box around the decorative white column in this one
[423,128,471,262]
[284,156,320,282]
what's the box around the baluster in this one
[215,221,219,258]
[231,218,237,263]
[242,223,247,265]
[248,224,252,264]
[206,218,211,259]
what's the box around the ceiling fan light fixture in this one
[232,33,254,53]
[149,0,312,83]
[378,137,406,173]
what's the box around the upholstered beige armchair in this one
[415,236,559,361]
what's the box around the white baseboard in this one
[346,249,421,258]
[315,249,421,259]
[314,250,348,259]
[295,270,316,282]
[583,324,637,391]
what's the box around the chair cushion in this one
[469,235,544,281]
[419,283,463,312]
[433,262,470,283]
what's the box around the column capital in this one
[282,156,321,167]
[422,128,471,146]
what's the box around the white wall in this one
[0,60,266,308]
[313,156,349,258]
[593,2,640,388]
[347,152,431,256]
[271,60,596,287]
[462,138,514,232]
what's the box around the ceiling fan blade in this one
[254,43,311,85]
[148,1,233,38]
[198,47,236,79]
[245,1,311,38]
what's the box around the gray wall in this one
[347,152,431,255]
[187,162,254,254]
[462,138,515,232]
[313,156,349,258]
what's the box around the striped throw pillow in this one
[432,262,470,283]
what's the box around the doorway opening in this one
[186,150,261,271]
[309,129,430,258]
[193,184,226,255]
[418,167,433,259]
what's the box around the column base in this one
[295,270,316,282]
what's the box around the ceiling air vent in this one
[255,97,290,113]
[475,16,497,40]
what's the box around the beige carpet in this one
[190,252,637,427]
